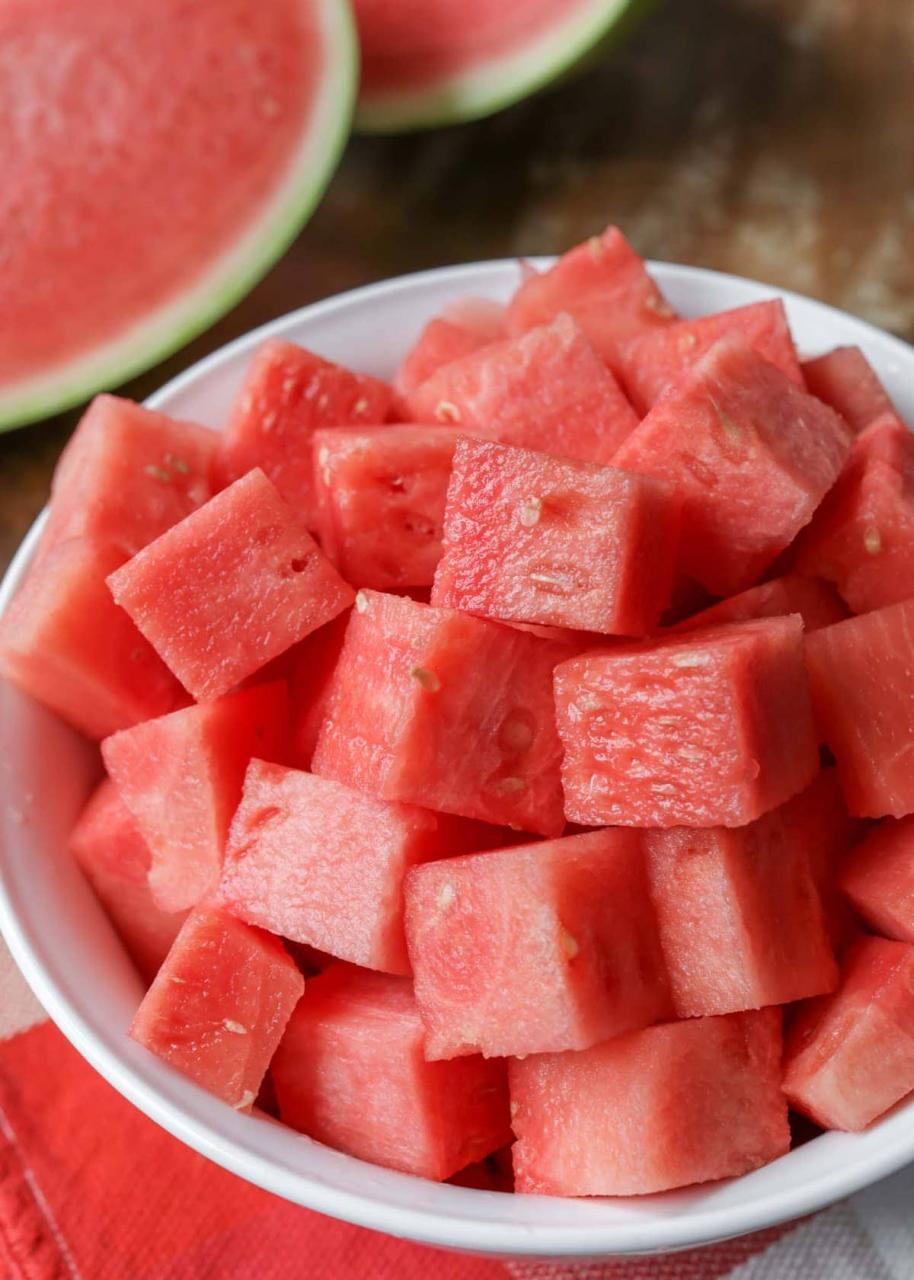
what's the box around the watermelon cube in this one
[288,611,350,768]
[805,600,914,817]
[617,299,803,414]
[271,965,511,1180]
[42,395,216,559]
[0,538,180,739]
[802,346,895,433]
[645,803,837,1017]
[130,905,303,1111]
[795,413,914,613]
[841,817,914,943]
[430,437,679,637]
[783,937,914,1130]
[506,226,676,370]
[102,682,288,913]
[219,760,458,974]
[554,616,818,828]
[613,335,852,595]
[107,469,353,702]
[671,573,847,634]
[394,297,505,399]
[312,591,566,836]
[313,426,458,590]
[217,339,393,526]
[510,1008,788,1195]
[68,779,187,981]
[404,829,670,1059]
[404,315,639,466]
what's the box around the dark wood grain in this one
[3,0,913,574]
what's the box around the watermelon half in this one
[353,0,651,133]
[0,0,357,431]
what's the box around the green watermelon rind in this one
[0,0,358,435]
[354,0,653,134]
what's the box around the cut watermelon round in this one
[0,0,356,431]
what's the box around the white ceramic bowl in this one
[3,260,914,1261]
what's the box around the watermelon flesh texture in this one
[802,346,896,434]
[108,469,354,702]
[554,616,819,828]
[102,682,288,914]
[394,298,505,400]
[405,314,639,466]
[506,226,677,372]
[841,816,914,944]
[613,335,852,596]
[509,1008,789,1196]
[0,537,180,740]
[218,340,394,528]
[431,436,679,637]
[312,591,567,836]
[671,573,847,634]
[313,426,458,589]
[288,611,351,768]
[68,779,187,982]
[130,905,303,1111]
[805,599,914,818]
[271,964,512,1180]
[405,829,671,1060]
[783,937,914,1131]
[617,299,803,414]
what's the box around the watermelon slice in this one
[783,937,914,1131]
[613,335,852,596]
[130,906,303,1111]
[0,0,356,431]
[554,616,818,828]
[616,300,803,414]
[670,573,847,634]
[68,779,187,982]
[102,682,288,914]
[802,346,895,433]
[218,340,394,527]
[107,470,353,702]
[271,965,512,1180]
[288,612,352,768]
[354,3,649,133]
[510,1008,788,1196]
[404,829,670,1060]
[431,436,679,636]
[312,591,567,835]
[841,817,914,944]
[394,298,505,400]
[405,315,639,466]
[313,426,459,589]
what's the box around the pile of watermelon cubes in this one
[6,226,914,1198]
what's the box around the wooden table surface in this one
[2,0,913,575]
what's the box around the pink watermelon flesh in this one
[0,538,180,739]
[68,779,187,982]
[42,396,216,560]
[313,425,459,589]
[805,599,914,818]
[795,413,914,614]
[102,682,288,914]
[431,436,679,636]
[554,615,818,828]
[288,611,351,768]
[107,469,354,702]
[613,335,852,596]
[645,801,837,1018]
[271,964,512,1180]
[312,591,567,836]
[802,346,895,433]
[218,340,394,527]
[509,1008,788,1196]
[404,829,671,1060]
[506,226,677,372]
[130,905,303,1111]
[617,299,803,414]
[404,314,639,465]
[671,573,848,634]
[219,760,452,974]
[841,816,914,944]
[783,937,914,1131]
[394,297,505,400]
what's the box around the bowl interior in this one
[3,259,914,1258]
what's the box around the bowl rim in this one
[3,257,914,1258]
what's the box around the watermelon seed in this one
[864,526,882,555]
[518,497,542,528]
[645,293,675,318]
[588,236,605,260]
[262,411,277,431]
[670,651,711,668]
[496,776,527,795]
[144,464,172,484]
[530,571,572,596]
[560,928,579,959]
[317,447,330,469]
[680,332,698,350]
[410,665,441,692]
[233,1091,256,1110]
[650,783,676,795]
[435,400,462,424]
[354,397,370,415]
[165,454,189,474]
[355,590,369,613]
[510,1101,519,1119]
[223,1019,248,1035]
[499,716,534,754]
[437,882,456,909]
